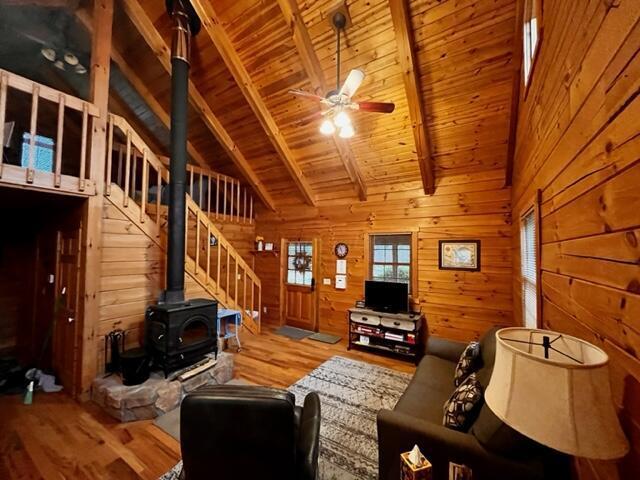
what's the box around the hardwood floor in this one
[0,325,415,479]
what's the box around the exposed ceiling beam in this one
[119,0,276,211]
[277,0,367,201]
[190,0,317,206]
[504,0,525,188]
[389,0,435,195]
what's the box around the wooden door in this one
[52,223,82,392]
[281,239,319,331]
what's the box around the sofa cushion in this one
[414,354,458,389]
[454,341,480,386]
[443,373,483,431]
[394,377,452,424]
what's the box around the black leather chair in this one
[180,385,321,480]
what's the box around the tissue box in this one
[400,451,432,480]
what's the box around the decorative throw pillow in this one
[443,373,483,432]
[454,341,480,386]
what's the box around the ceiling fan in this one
[289,10,395,139]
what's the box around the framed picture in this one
[264,242,274,251]
[438,240,480,271]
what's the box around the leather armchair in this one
[180,385,321,480]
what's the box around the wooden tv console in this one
[347,307,425,364]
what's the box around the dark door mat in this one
[274,326,314,340]
[309,332,342,344]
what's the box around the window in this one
[286,241,313,286]
[523,0,541,86]
[369,234,412,291]
[520,210,538,328]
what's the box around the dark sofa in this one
[377,327,570,480]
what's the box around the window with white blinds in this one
[521,210,538,328]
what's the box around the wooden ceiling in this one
[110,0,517,208]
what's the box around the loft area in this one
[0,1,638,480]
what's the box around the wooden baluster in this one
[54,95,65,188]
[195,214,201,273]
[243,186,247,224]
[250,195,254,225]
[156,169,161,225]
[0,72,7,178]
[104,114,113,195]
[250,276,255,323]
[199,173,203,208]
[117,144,123,188]
[243,269,247,317]
[236,180,241,223]
[228,177,233,222]
[123,131,131,207]
[234,257,239,306]
[26,85,39,183]
[216,174,220,220]
[140,149,148,223]
[206,224,211,284]
[131,151,137,199]
[216,238,221,294]
[189,168,194,198]
[207,175,212,217]
[226,247,230,303]
[79,102,88,191]
[258,284,262,326]
[223,176,227,221]
[185,205,190,272]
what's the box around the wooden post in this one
[79,0,113,400]
[27,85,39,183]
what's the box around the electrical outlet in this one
[263,306,267,314]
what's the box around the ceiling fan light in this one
[319,119,335,135]
[339,124,354,139]
[334,111,351,128]
[41,47,56,62]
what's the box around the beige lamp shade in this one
[485,327,629,459]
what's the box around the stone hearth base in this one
[91,352,233,422]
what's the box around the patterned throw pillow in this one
[443,373,483,432]
[454,341,480,386]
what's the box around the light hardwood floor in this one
[0,325,415,479]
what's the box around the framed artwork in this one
[264,242,274,251]
[439,240,480,271]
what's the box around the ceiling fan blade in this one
[339,69,365,98]
[357,101,396,113]
[288,89,324,102]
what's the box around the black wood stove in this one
[144,1,217,375]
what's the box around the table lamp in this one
[485,327,629,459]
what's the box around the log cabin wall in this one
[510,0,640,477]
[255,170,513,342]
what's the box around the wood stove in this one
[145,299,217,376]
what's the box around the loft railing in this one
[104,113,261,333]
[157,156,255,224]
[0,69,99,195]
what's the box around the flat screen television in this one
[364,280,408,313]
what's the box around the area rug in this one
[159,356,411,480]
[274,325,315,340]
[309,331,342,344]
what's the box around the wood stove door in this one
[52,223,82,394]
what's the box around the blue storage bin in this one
[21,133,54,172]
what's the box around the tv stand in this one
[347,307,424,364]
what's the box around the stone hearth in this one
[91,352,233,422]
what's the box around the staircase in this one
[104,114,261,333]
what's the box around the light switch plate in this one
[323,278,331,285]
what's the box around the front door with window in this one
[281,239,318,331]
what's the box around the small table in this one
[217,308,242,351]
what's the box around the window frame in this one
[522,0,543,91]
[520,192,541,328]
[285,240,314,287]
[366,232,417,296]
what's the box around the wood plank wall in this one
[97,197,255,373]
[254,170,513,342]
[0,241,33,355]
[511,1,640,477]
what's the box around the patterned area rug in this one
[159,356,411,480]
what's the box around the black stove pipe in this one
[164,0,200,304]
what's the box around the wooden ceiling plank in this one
[119,0,276,211]
[277,0,368,201]
[389,0,436,195]
[189,0,317,206]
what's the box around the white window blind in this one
[521,210,538,328]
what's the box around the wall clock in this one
[334,242,349,258]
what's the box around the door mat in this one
[274,325,314,340]
[309,332,342,344]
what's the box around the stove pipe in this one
[164,0,200,304]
